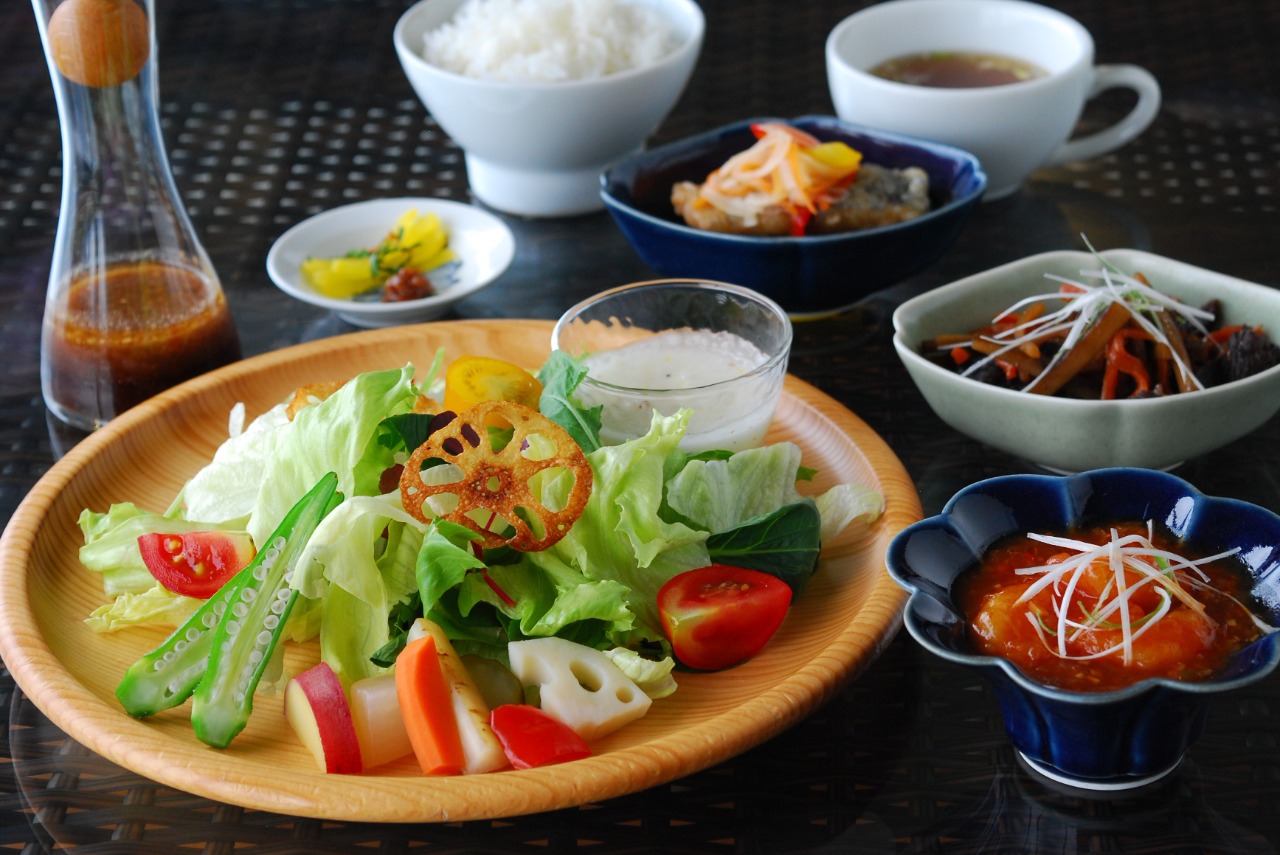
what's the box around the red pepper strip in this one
[950,346,971,366]
[1209,324,1245,345]
[1102,330,1151,399]
[789,207,812,236]
[996,358,1019,381]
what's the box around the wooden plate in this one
[0,320,918,822]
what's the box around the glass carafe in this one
[33,0,240,431]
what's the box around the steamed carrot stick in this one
[396,636,465,776]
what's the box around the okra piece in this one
[190,472,342,749]
[115,570,250,717]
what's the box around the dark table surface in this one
[3,0,1280,852]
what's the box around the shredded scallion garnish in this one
[1011,523,1247,664]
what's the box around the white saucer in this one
[266,197,515,328]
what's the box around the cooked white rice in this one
[422,0,677,82]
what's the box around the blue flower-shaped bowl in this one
[885,468,1280,790]
[600,115,986,317]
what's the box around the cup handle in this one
[1045,64,1161,166]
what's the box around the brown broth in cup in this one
[870,51,1047,88]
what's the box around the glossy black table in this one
[2,0,1279,851]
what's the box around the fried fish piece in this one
[672,162,930,236]
[809,163,931,234]
[671,180,796,236]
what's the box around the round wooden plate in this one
[0,319,918,822]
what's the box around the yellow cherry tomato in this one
[443,356,543,418]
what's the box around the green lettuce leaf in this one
[604,647,677,699]
[84,584,200,632]
[178,403,290,528]
[291,492,430,684]
[536,410,711,646]
[537,350,602,453]
[245,365,420,545]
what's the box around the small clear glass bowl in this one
[551,280,792,453]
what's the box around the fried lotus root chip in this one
[399,401,593,551]
[285,381,344,420]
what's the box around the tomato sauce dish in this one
[885,467,1280,791]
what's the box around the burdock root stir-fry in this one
[924,263,1280,399]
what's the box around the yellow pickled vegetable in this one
[300,209,456,299]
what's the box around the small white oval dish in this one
[266,197,516,328]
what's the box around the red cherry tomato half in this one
[490,704,591,769]
[137,531,256,599]
[657,564,793,671]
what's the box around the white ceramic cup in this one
[826,0,1161,199]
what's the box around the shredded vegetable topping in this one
[956,266,1216,394]
[1010,523,1274,665]
[691,123,863,234]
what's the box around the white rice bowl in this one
[422,0,677,81]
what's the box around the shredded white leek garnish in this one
[1010,523,1275,664]
[949,267,1216,392]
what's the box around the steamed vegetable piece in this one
[113,565,250,717]
[349,673,414,770]
[508,637,651,740]
[284,662,364,774]
[396,635,466,776]
[301,209,454,299]
[406,617,506,774]
[490,704,591,769]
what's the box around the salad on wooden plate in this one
[76,347,883,777]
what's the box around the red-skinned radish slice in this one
[283,662,363,774]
